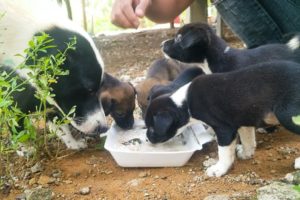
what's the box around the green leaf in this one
[292,116,300,126]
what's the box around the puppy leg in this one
[236,126,256,160]
[47,122,87,150]
[206,128,237,177]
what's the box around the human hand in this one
[111,0,152,29]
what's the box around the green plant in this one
[292,115,300,126]
[293,184,300,193]
[0,32,76,156]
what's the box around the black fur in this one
[145,61,300,144]
[148,66,204,102]
[162,23,300,72]
[39,28,103,128]
[4,27,106,136]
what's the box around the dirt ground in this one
[2,28,300,200]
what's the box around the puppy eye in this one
[175,34,182,43]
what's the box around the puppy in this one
[162,22,300,134]
[135,58,193,117]
[162,22,300,72]
[0,1,107,149]
[148,66,204,102]
[145,61,300,177]
[100,72,136,129]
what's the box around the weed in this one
[0,32,76,158]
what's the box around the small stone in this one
[204,194,230,200]
[52,170,61,178]
[38,175,51,185]
[31,162,43,174]
[25,188,52,200]
[144,192,150,197]
[284,171,300,184]
[28,178,36,186]
[257,181,300,200]
[79,187,91,195]
[139,171,150,178]
[64,180,73,184]
[127,179,142,187]
[15,193,26,200]
[23,171,31,180]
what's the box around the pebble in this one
[79,187,91,195]
[30,162,43,174]
[139,171,150,178]
[28,178,36,186]
[38,175,51,185]
[64,180,73,184]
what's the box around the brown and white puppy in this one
[100,73,136,129]
[145,61,300,177]
[135,58,192,117]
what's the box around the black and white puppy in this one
[0,1,107,149]
[145,61,300,177]
[162,23,300,136]
[162,23,300,72]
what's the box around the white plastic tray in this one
[104,120,214,167]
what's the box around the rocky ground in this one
[1,28,300,200]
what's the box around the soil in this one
[2,28,300,200]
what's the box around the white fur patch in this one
[47,122,87,150]
[206,139,237,177]
[0,0,105,72]
[224,46,230,53]
[174,117,200,137]
[170,82,191,107]
[71,108,107,134]
[177,59,212,75]
[236,126,256,160]
[287,36,300,51]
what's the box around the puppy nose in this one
[96,126,109,134]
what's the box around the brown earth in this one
[2,28,300,200]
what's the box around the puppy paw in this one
[294,157,300,169]
[65,139,87,150]
[236,144,254,160]
[206,163,228,177]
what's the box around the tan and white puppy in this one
[100,73,136,129]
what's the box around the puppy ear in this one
[179,29,210,49]
[128,81,137,95]
[153,112,173,135]
[100,91,112,116]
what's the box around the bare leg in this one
[236,126,256,160]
